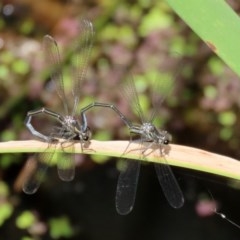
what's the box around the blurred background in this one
[1,0,240,239]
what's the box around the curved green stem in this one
[1,140,240,180]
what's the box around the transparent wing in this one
[23,147,55,194]
[43,35,69,115]
[52,124,76,181]
[149,72,175,123]
[122,74,146,123]
[115,159,140,215]
[71,19,94,115]
[57,146,75,181]
[149,61,182,123]
[154,159,184,208]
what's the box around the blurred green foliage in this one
[20,19,35,35]
[208,57,224,76]
[49,216,74,239]
[0,0,240,239]
[12,59,30,75]
[0,181,13,226]
[16,211,36,229]
[139,4,173,36]
[204,85,217,100]
[0,181,9,196]
[218,111,236,127]
[0,202,13,226]
[21,237,34,240]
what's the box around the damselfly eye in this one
[164,140,169,145]
[81,127,91,142]
[83,136,89,141]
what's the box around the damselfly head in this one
[80,126,91,142]
[158,130,172,145]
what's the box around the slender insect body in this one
[131,122,172,145]
[78,79,184,215]
[23,19,94,194]
[114,73,184,215]
[63,115,82,137]
[53,114,91,142]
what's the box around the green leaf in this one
[218,111,236,126]
[0,181,9,197]
[0,18,5,29]
[93,130,112,141]
[139,2,173,36]
[20,19,34,35]
[21,237,34,240]
[0,65,9,79]
[12,59,30,75]
[204,85,217,100]
[208,57,224,76]
[0,202,13,226]
[16,211,36,229]
[0,154,19,169]
[1,129,16,141]
[219,127,233,141]
[92,154,110,164]
[166,0,240,76]
[49,216,74,239]
[0,50,14,64]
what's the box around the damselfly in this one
[23,19,93,194]
[115,73,184,214]
[81,69,184,215]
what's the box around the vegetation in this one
[0,0,240,239]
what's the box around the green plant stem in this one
[166,0,240,76]
[1,140,240,180]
